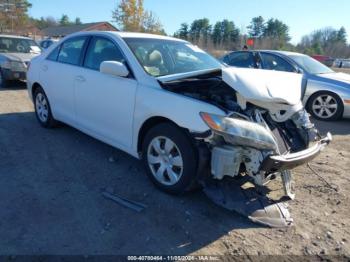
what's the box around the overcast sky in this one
[29,0,350,44]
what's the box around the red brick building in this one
[41,22,118,38]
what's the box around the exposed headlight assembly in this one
[200,112,277,150]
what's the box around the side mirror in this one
[297,68,304,74]
[100,61,129,78]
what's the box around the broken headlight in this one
[200,112,277,150]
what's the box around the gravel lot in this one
[0,83,349,258]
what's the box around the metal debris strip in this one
[102,191,147,212]
[307,163,338,192]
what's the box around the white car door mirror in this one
[100,61,129,78]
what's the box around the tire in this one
[33,87,57,128]
[307,91,343,121]
[142,122,198,195]
[0,69,8,88]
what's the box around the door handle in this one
[41,65,48,72]
[75,76,86,82]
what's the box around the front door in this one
[74,36,138,149]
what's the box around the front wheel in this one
[307,91,343,121]
[142,123,198,195]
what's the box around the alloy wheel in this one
[312,94,338,119]
[147,136,184,186]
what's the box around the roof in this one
[115,32,186,42]
[0,34,32,40]
[256,50,306,57]
[41,22,118,37]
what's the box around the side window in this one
[84,37,124,71]
[227,52,256,68]
[260,53,295,72]
[47,45,61,61]
[57,37,87,66]
[41,41,47,49]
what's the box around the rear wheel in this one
[307,91,343,121]
[34,87,57,128]
[142,123,198,195]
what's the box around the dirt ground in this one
[0,83,349,259]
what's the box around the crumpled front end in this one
[201,109,331,191]
[159,68,332,227]
[200,108,331,227]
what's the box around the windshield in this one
[123,37,222,77]
[289,55,334,75]
[0,37,41,54]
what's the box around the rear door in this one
[39,36,88,124]
[73,36,138,149]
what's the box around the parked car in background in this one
[26,32,331,228]
[311,55,334,67]
[0,35,41,88]
[221,50,350,121]
[334,58,350,68]
[39,39,59,49]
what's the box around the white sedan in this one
[27,31,330,201]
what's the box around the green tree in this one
[189,18,211,45]
[112,0,164,34]
[176,23,189,40]
[59,14,70,26]
[263,18,290,42]
[75,17,82,25]
[210,19,239,48]
[247,16,265,38]
[222,19,239,45]
[337,26,347,43]
[212,21,222,46]
[32,16,58,29]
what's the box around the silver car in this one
[221,50,350,121]
[0,34,41,88]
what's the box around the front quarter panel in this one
[133,84,225,153]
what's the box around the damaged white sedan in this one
[27,32,331,227]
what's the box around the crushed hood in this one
[222,67,303,106]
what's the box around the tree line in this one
[31,15,83,30]
[0,0,349,58]
[173,16,349,58]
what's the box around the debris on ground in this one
[102,191,147,212]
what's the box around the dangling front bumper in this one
[260,132,332,174]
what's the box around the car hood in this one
[1,52,39,62]
[222,67,303,106]
[316,72,350,86]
